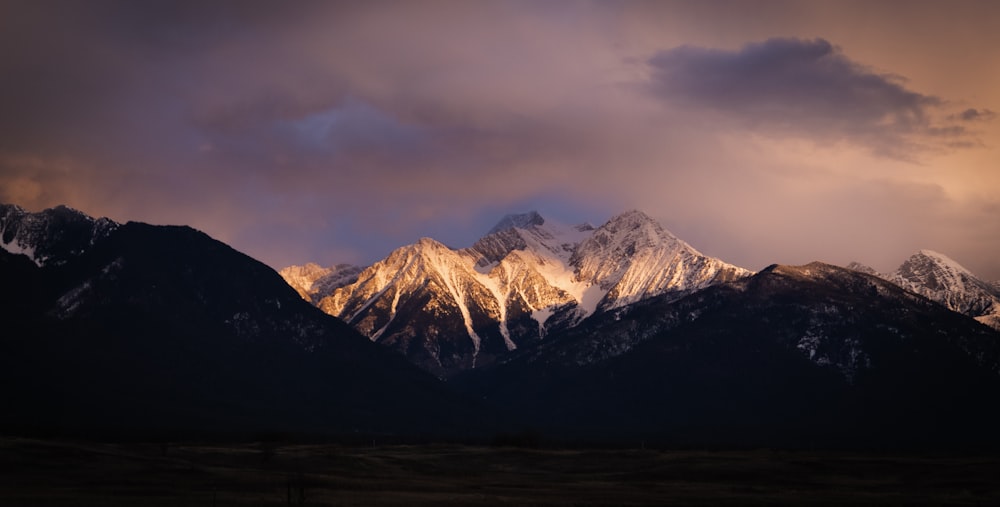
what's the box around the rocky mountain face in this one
[460,262,1000,447]
[848,250,1000,330]
[285,210,752,377]
[0,205,488,438]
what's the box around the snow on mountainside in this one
[847,251,1000,330]
[279,262,363,304]
[324,236,517,373]
[286,210,753,377]
[0,203,118,266]
[571,210,751,311]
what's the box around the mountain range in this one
[3,202,1000,447]
[283,210,1000,377]
[281,210,751,377]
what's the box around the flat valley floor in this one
[2,436,999,506]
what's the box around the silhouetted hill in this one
[1,215,491,439]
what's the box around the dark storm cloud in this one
[646,37,976,157]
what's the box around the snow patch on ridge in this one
[438,265,482,365]
[472,268,515,351]
[371,287,403,341]
[531,307,555,336]
[1,204,119,267]
[0,231,39,265]
[525,249,606,319]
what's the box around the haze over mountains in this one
[3,202,1000,447]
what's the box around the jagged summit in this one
[570,210,750,310]
[472,212,591,267]
[603,209,655,226]
[576,210,684,259]
[896,250,982,294]
[903,250,975,282]
[894,251,1000,328]
[487,211,546,235]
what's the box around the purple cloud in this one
[646,37,977,157]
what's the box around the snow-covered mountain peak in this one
[471,212,591,266]
[909,250,974,277]
[847,250,1000,331]
[414,236,450,250]
[573,210,688,271]
[600,209,670,235]
[570,211,752,311]
[604,209,655,226]
[897,250,978,293]
[897,251,1000,329]
[487,211,546,235]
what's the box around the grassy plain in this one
[1,436,999,506]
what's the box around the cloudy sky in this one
[2,0,998,278]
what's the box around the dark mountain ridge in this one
[460,262,1000,448]
[1,209,492,439]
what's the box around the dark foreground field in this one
[2,437,1000,506]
